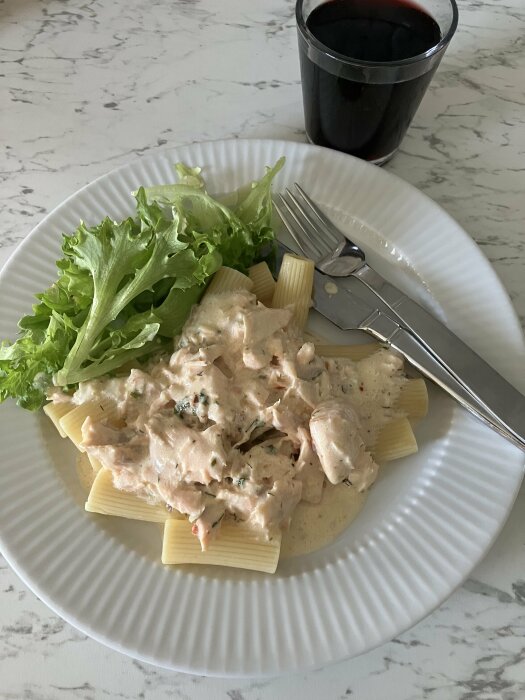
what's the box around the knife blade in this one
[275,242,525,451]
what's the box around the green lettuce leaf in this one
[0,158,284,409]
[142,157,284,272]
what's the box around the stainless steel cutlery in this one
[275,186,525,452]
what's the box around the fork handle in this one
[355,264,525,449]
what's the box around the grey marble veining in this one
[1,0,525,697]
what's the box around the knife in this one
[276,242,525,451]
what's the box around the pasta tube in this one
[162,519,281,573]
[205,267,254,296]
[43,401,74,438]
[272,253,314,331]
[248,261,276,304]
[86,469,182,522]
[396,378,428,418]
[59,399,118,451]
[372,417,418,463]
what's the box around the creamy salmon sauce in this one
[57,291,408,550]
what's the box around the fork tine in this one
[275,195,321,261]
[277,193,325,260]
[284,188,334,257]
[284,187,327,258]
[294,183,345,249]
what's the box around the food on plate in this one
[49,254,427,573]
[0,161,428,574]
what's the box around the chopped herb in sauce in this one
[174,397,191,415]
[130,390,142,399]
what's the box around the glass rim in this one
[295,0,459,70]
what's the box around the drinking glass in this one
[296,0,458,164]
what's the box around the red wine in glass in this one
[297,0,454,164]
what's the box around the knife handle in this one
[361,309,525,452]
[355,264,525,449]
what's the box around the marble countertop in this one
[1,0,524,697]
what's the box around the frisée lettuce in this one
[0,157,284,409]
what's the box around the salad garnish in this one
[0,158,284,409]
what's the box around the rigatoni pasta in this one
[248,261,276,304]
[162,519,281,573]
[59,399,118,451]
[396,378,429,418]
[371,417,418,463]
[86,469,183,522]
[205,266,254,296]
[43,401,73,438]
[272,253,314,330]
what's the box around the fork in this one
[275,184,525,450]
[277,184,367,277]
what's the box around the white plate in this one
[0,139,523,677]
